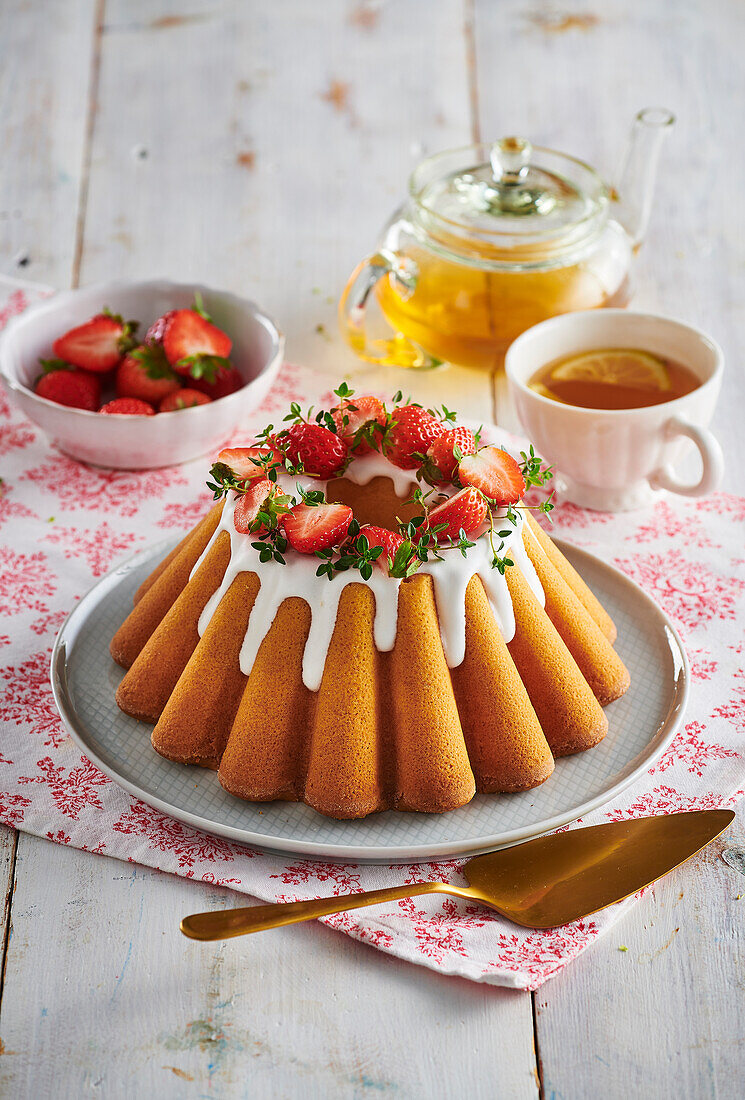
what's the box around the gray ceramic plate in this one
[51,537,689,863]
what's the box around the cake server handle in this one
[180,881,479,940]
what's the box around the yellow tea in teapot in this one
[375,244,629,372]
[528,348,700,410]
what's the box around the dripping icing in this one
[190,464,545,693]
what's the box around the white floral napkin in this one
[1,277,742,990]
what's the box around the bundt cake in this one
[110,385,630,820]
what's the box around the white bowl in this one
[0,279,284,469]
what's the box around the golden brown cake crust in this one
[113,483,630,818]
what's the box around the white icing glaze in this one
[189,470,545,692]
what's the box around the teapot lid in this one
[411,138,609,259]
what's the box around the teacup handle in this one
[339,249,440,370]
[649,416,724,498]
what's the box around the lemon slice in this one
[528,382,570,404]
[551,349,671,391]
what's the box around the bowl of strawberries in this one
[0,279,283,469]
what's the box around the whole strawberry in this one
[100,397,155,416]
[53,309,138,373]
[159,388,211,412]
[425,425,476,482]
[384,404,445,469]
[116,345,180,403]
[190,364,243,401]
[35,362,101,411]
[331,394,386,454]
[279,422,348,477]
[145,297,232,384]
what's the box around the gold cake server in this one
[180,809,734,940]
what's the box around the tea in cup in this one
[505,310,724,511]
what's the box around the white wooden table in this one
[1,2,743,1096]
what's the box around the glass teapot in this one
[340,108,674,371]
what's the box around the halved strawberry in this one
[279,422,348,478]
[190,364,243,401]
[458,446,525,504]
[331,395,386,453]
[384,404,445,469]
[34,364,101,411]
[149,308,232,380]
[53,311,137,373]
[159,388,211,412]
[359,524,417,576]
[283,502,353,553]
[100,397,155,416]
[427,487,488,541]
[425,426,476,481]
[233,477,273,534]
[217,445,284,481]
[116,345,180,402]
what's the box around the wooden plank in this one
[77,0,494,417]
[0,0,98,288]
[0,834,539,1099]
[0,826,18,997]
[472,0,745,1090]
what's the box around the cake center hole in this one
[325,476,418,529]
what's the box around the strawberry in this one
[425,426,477,481]
[158,388,211,412]
[279,422,348,478]
[100,397,155,416]
[116,345,180,403]
[427,487,488,541]
[216,445,283,481]
[458,446,525,504]
[384,404,445,469]
[331,395,386,453]
[358,524,417,576]
[52,311,138,373]
[190,364,243,401]
[146,308,232,381]
[34,363,100,411]
[283,502,353,553]
[233,477,273,534]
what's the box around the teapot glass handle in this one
[339,250,440,370]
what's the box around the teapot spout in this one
[615,107,675,248]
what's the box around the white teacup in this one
[505,310,724,511]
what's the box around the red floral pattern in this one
[44,521,142,577]
[632,498,719,548]
[0,649,67,748]
[0,483,35,528]
[0,790,32,826]
[613,548,745,632]
[0,423,37,456]
[0,279,743,992]
[649,721,739,777]
[0,547,56,616]
[112,801,239,869]
[157,497,213,529]
[24,456,188,516]
[19,755,111,819]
